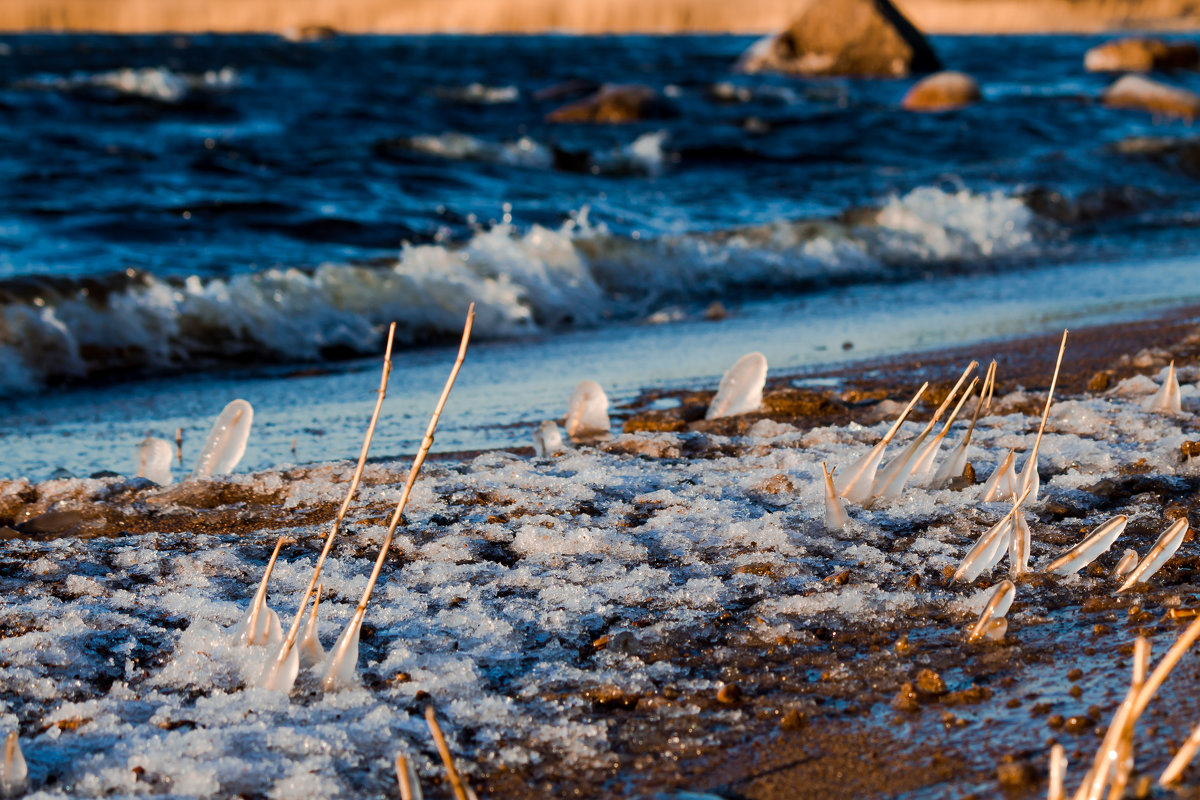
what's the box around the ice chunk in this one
[136,437,174,485]
[1118,518,1188,592]
[565,381,610,441]
[532,421,564,457]
[1143,362,1183,414]
[706,352,767,419]
[1045,515,1127,576]
[192,399,253,478]
[968,579,1015,642]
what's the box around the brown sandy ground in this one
[5,307,1200,797]
[3,0,1200,35]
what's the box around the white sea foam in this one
[0,186,1042,395]
[19,66,238,102]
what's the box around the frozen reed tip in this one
[136,437,173,485]
[323,306,474,693]
[1143,360,1182,414]
[871,362,976,505]
[1117,517,1188,593]
[425,705,474,800]
[565,379,610,442]
[968,579,1015,642]
[191,398,253,479]
[1112,549,1138,579]
[835,381,928,505]
[532,420,564,457]
[1045,516,1128,576]
[234,536,289,647]
[1159,722,1200,785]
[1047,744,1066,800]
[298,584,325,670]
[260,322,397,693]
[1016,329,1068,505]
[821,462,849,532]
[706,351,767,419]
[396,753,423,800]
[0,731,25,797]
[911,376,978,487]
[980,449,1016,502]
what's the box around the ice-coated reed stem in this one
[261,322,397,689]
[1016,330,1068,504]
[322,306,475,691]
[835,382,928,504]
[395,752,423,800]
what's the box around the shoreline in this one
[3,0,1200,35]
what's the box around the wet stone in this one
[915,668,947,696]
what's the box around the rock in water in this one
[737,0,940,77]
[191,399,253,479]
[707,352,767,419]
[1085,37,1200,73]
[565,380,610,441]
[902,71,981,111]
[1103,75,1200,119]
[546,84,666,123]
[136,436,174,485]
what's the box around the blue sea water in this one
[3,32,1200,478]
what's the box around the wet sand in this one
[3,0,1200,34]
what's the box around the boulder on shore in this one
[1085,37,1200,73]
[546,84,666,123]
[901,71,981,111]
[1102,74,1200,119]
[737,0,940,77]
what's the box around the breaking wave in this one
[0,186,1042,394]
[17,66,238,103]
[382,130,668,176]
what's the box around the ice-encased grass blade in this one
[1143,361,1182,414]
[835,382,928,504]
[968,579,1015,642]
[1008,510,1031,578]
[1112,548,1138,579]
[565,379,610,441]
[191,398,253,479]
[0,731,26,798]
[1045,516,1128,576]
[910,376,978,487]
[980,449,1015,502]
[532,420,564,457]
[706,351,767,419]
[234,536,288,647]
[136,436,174,485]
[298,584,325,670]
[1118,517,1188,593]
[821,462,849,532]
[321,611,362,692]
[932,360,996,490]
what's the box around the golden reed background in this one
[3,0,1200,34]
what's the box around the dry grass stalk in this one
[835,381,928,504]
[322,306,475,692]
[395,752,423,800]
[1016,329,1068,504]
[425,705,474,800]
[1074,637,1148,800]
[1117,517,1188,593]
[1159,723,1200,785]
[1048,743,1067,800]
[175,426,183,466]
[259,323,398,690]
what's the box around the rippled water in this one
[3,32,1200,477]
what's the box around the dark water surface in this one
[3,33,1200,477]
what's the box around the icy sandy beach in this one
[6,316,1200,798]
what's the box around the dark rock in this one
[737,0,940,77]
